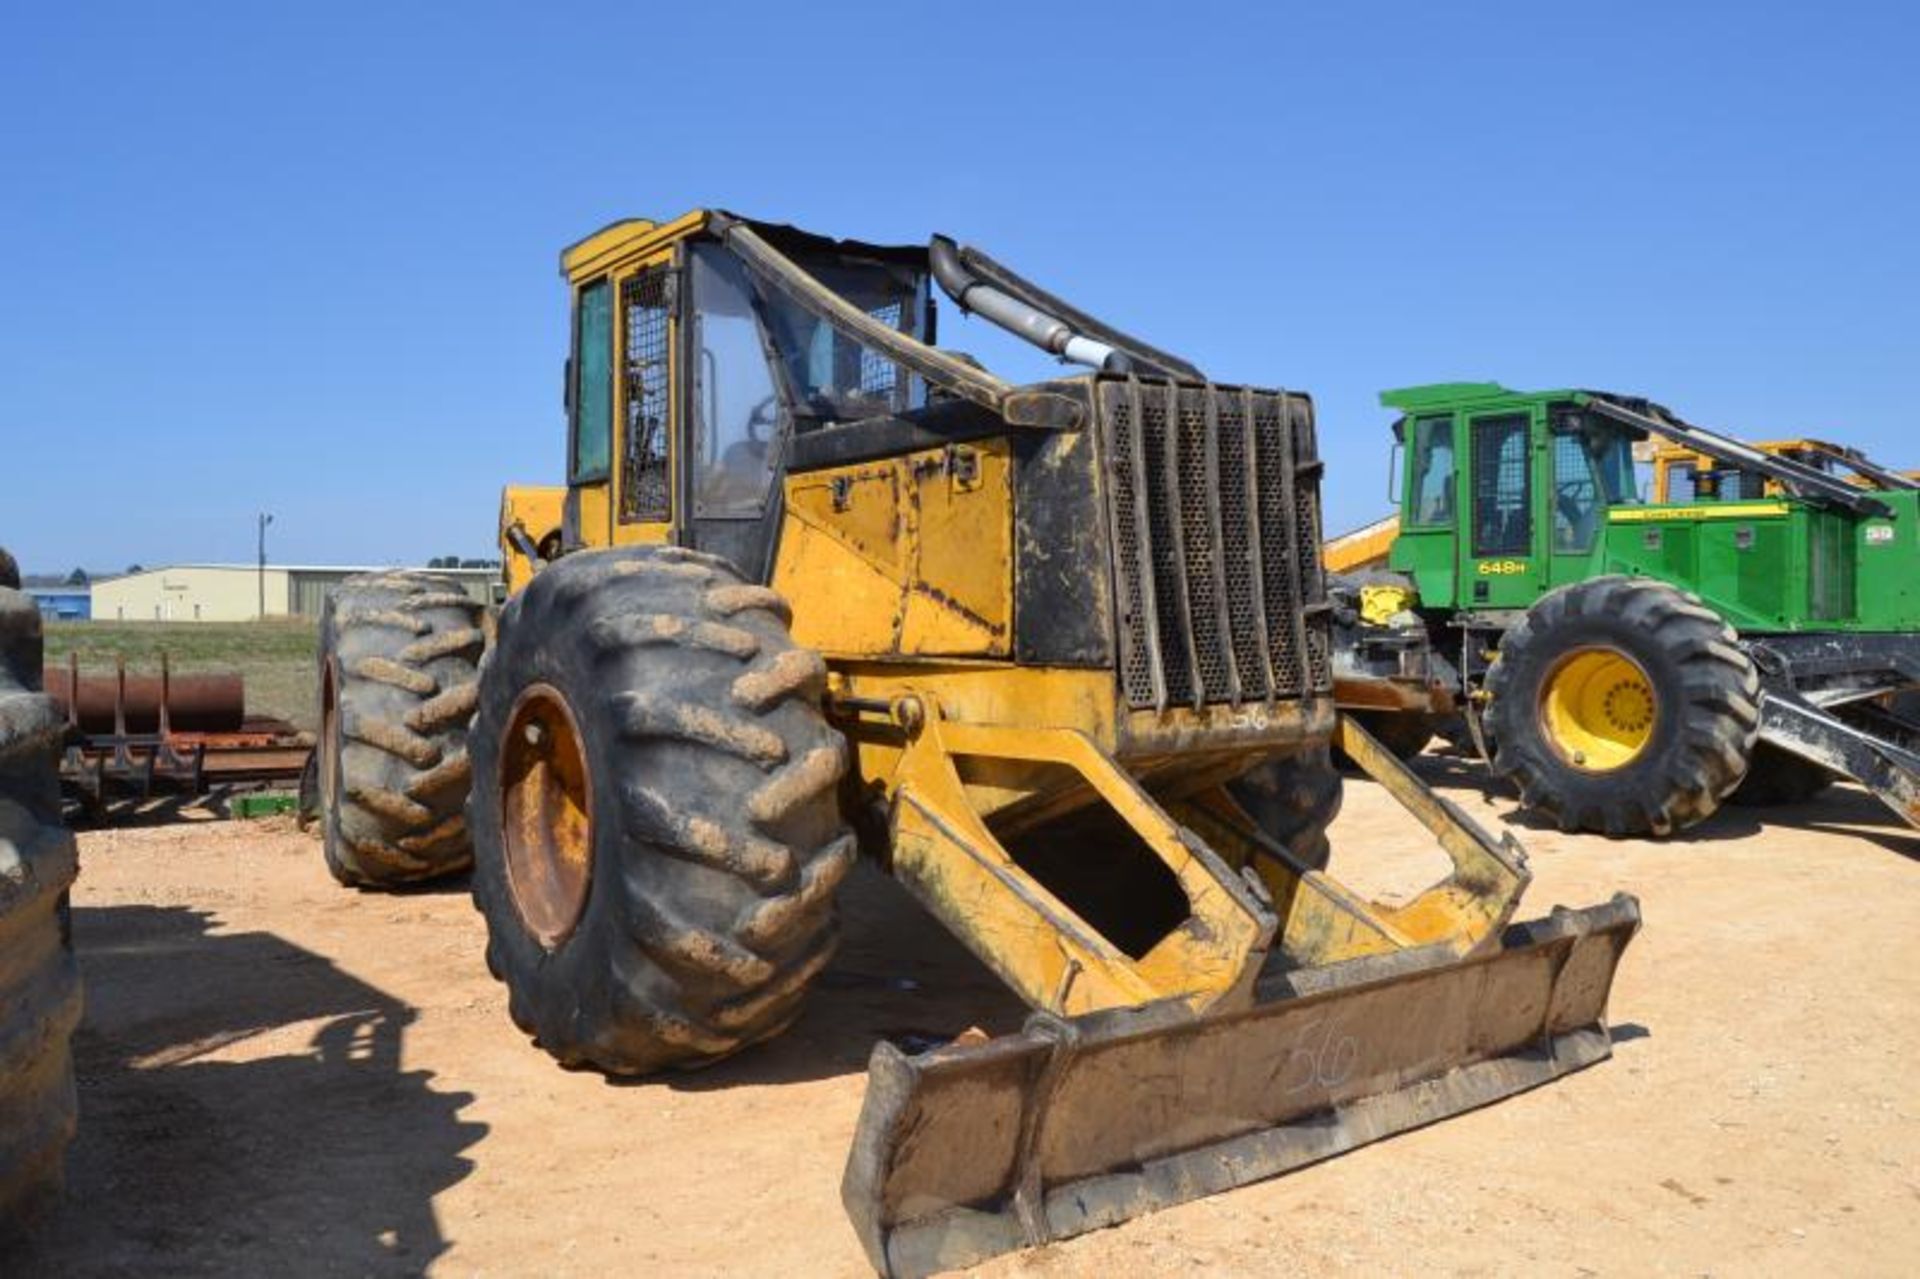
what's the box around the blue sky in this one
[3,2,1914,574]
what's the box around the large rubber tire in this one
[1226,744,1342,872]
[317,572,486,887]
[1727,742,1835,806]
[1486,576,1759,837]
[0,580,82,1220]
[469,546,857,1075]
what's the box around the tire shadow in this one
[353,867,479,899]
[658,863,1029,1093]
[2,904,485,1277]
[1404,752,1919,859]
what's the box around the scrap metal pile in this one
[47,653,308,819]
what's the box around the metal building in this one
[23,588,91,621]
[89,565,495,622]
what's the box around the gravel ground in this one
[5,762,1916,1277]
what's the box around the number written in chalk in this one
[1284,1017,1360,1094]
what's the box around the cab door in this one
[1390,411,1462,607]
[562,272,617,549]
[610,249,678,548]
[1460,408,1543,609]
[682,241,788,579]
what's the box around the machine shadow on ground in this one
[658,863,1031,1094]
[60,797,226,830]
[1,904,484,1278]
[1406,751,1920,859]
[653,861,1662,1095]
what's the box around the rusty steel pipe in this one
[44,664,245,734]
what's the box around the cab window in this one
[1550,415,1638,552]
[1406,415,1456,526]
[571,278,613,482]
[1471,414,1532,557]
[1551,433,1602,552]
[753,256,929,426]
[1666,462,1698,502]
[690,245,783,518]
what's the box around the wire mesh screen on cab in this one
[621,267,672,522]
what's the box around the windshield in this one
[753,253,931,424]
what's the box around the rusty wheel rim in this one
[500,684,594,949]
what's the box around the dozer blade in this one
[843,893,1639,1278]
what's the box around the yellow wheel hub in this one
[1539,648,1656,771]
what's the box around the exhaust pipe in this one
[929,236,1132,374]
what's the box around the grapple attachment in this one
[843,893,1638,1277]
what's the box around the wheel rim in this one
[500,684,594,949]
[1538,647,1656,771]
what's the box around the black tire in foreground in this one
[1227,744,1343,872]
[317,572,486,887]
[469,546,857,1075]
[1727,742,1835,807]
[1486,576,1760,837]
[0,579,82,1220]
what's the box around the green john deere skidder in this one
[1341,382,1920,838]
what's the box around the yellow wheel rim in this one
[1539,648,1656,771]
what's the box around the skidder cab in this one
[326,212,1637,1276]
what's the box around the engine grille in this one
[1099,378,1332,711]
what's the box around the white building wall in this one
[91,567,291,622]
[89,565,501,622]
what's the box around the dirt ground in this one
[6,762,1917,1277]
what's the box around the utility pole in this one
[257,512,274,619]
